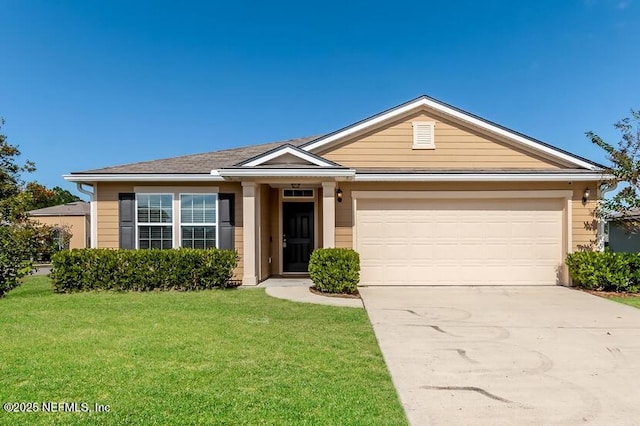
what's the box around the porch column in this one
[322,182,336,248]
[242,182,258,286]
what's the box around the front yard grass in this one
[0,276,406,425]
[608,295,640,309]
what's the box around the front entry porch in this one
[241,181,337,286]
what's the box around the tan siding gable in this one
[263,153,310,165]
[320,111,565,169]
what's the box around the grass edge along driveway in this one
[0,276,407,425]
[605,295,640,309]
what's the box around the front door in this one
[283,202,314,273]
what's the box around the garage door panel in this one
[356,198,563,286]
[433,221,460,238]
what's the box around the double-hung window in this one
[134,192,218,249]
[137,194,173,249]
[180,194,218,249]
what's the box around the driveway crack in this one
[422,385,513,403]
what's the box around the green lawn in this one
[0,277,406,425]
[608,295,640,309]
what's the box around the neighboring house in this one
[64,96,606,286]
[608,212,640,253]
[28,201,91,249]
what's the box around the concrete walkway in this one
[360,286,640,426]
[254,278,363,308]
[31,264,51,276]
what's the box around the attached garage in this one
[354,191,571,286]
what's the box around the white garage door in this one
[356,198,564,286]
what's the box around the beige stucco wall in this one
[334,181,599,252]
[31,215,89,250]
[320,111,565,169]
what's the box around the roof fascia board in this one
[29,213,88,217]
[64,174,223,182]
[216,169,356,178]
[239,145,339,167]
[354,172,609,182]
[303,97,600,171]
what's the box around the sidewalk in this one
[250,278,363,308]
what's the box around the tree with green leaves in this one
[588,110,640,229]
[0,118,58,297]
[0,119,35,223]
[25,183,82,211]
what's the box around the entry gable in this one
[302,96,601,171]
[236,144,341,168]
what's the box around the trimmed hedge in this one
[50,248,239,293]
[308,248,360,294]
[566,251,640,293]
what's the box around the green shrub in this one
[566,251,638,292]
[0,225,33,297]
[50,248,239,293]
[308,248,360,294]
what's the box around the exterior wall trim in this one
[351,190,574,200]
[354,173,606,182]
[65,174,222,182]
[278,188,319,275]
[242,182,258,286]
[321,182,336,248]
[132,186,221,250]
[133,186,220,193]
[215,169,356,178]
[91,184,98,248]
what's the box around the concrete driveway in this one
[360,286,640,426]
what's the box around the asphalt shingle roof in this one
[28,201,90,216]
[75,136,321,174]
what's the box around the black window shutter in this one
[119,193,136,249]
[218,193,235,250]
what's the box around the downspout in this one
[76,183,97,248]
[598,182,618,251]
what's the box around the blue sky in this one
[1,0,638,194]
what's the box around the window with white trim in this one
[412,121,436,149]
[283,189,314,198]
[137,194,173,249]
[52,227,69,250]
[180,194,218,249]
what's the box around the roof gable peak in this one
[235,143,342,168]
[300,95,601,171]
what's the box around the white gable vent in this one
[412,121,436,149]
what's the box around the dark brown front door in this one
[283,202,314,273]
